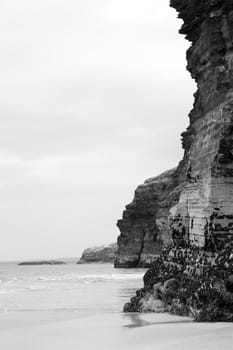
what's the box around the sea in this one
[1,261,232,350]
[0,261,146,317]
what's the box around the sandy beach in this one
[0,311,232,350]
[1,263,232,350]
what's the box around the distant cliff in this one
[121,0,233,321]
[116,0,233,268]
[78,243,117,264]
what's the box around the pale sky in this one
[0,0,195,261]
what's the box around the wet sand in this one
[0,311,232,350]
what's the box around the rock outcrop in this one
[124,242,233,321]
[120,0,233,321]
[115,169,183,267]
[78,243,117,264]
[18,260,66,266]
[116,0,233,267]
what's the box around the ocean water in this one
[1,262,232,350]
[0,261,146,316]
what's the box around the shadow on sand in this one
[122,313,193,329]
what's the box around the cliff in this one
[115,168,183,267]
[116,0,233,267]
[169,0,233,251]
[78,243,117,264]
[120,0,233,321]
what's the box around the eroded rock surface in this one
[78,243,117,264]
[124,243,233,321]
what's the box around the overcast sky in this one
[0,0,195,261]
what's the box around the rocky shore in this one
[78,243,117,264]
[124,242,233,321]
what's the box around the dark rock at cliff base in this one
[78,243,117,264]
[18,260,66,266]
[124,243,233,322]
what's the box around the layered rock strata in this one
[116,0,233,267]
[78,243,117,264]
[115,168,183,267]
[120,0,233,321]
[169,0,233,251]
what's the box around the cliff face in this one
[115,169,182,267]
[121,0,233,321]
[116,0,233,267]
[78,243,117,264]
[169,0,233,250]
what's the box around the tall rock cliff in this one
[169,0,233,250]
[116,0,233,267]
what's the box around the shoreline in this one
[0,311,232,350]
